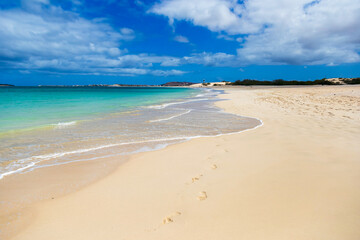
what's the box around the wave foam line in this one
[52,121,77,129]
[149,109,192,123]
[0,117,263,180]
[147,98,208,109]
[29,142,177,173]
[0,137,189,180]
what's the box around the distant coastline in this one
[2,78,360,88]
[36,82,195,87]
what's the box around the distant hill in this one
[326,78,360,85]
[227,78,360,86]
[161,82,195,86]
[0,84,14,87]
[190,81,231,87]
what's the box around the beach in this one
[1,85,360,239]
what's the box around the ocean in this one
[0,86,261,179]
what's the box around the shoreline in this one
[0,87,260,181]
[0,88,261,238]
[0,86,203,180]
[1,85,360,239]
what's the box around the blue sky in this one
[0,0,359,86]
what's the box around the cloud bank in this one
[0,0,185,76]
[1,0,359,79]
[151,0,360,65]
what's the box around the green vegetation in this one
[227,78,338,86]
[342,78,360,84]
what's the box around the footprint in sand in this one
[191,174,203,183]
[192,177,199,183]
[211,164,218,170]
[162,217,173,224]
[162,211,182,224]
[197,191,208,201]
[146,211,182,231]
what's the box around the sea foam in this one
[52,121,77,129]
[149,109,192,122]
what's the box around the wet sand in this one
[1,85,360,240]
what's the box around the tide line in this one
[149,109,192,123]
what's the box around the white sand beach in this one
[1,85,360,240]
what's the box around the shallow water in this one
[0,87,261,179]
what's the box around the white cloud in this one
[152,69,187,76]
[160,57,181,66]
[21,0,50,12]
[0,3,185,77]
[184,52,237,66]
[116,54,183,68]
[39,67,187,77]
[150,0,360,65]
[174,35,189,43]
[149,0,258,34]
[217,34,235,41]
[14,53,188,76]
[92,68,187,77]
[120,27,135,39]
[0,8,131,65]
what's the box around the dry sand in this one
[1,85,360,240]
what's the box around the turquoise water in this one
[0,87,261,179]
[0,87,198,133]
